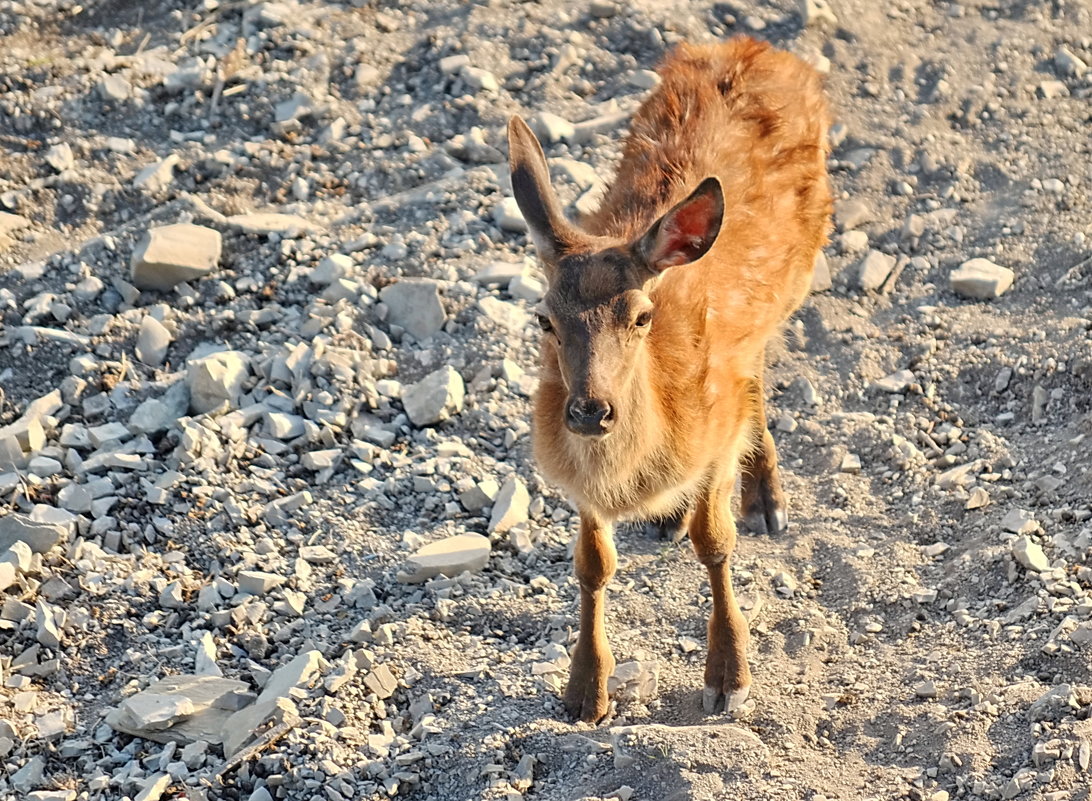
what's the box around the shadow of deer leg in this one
[739,378,787,535]
[690,476,752,714]
[564,511,617,722]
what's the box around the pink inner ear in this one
[652,193,720,269]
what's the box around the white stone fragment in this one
[88,422,130,447]
[222,650,325,755]
[186,351,250,414]
[493,197,527,232]
[136,316,172,366]
[799,0,837,26]
[45,142,74,172]
[194,631,221,677]
[135,774,172,801]
[1001,509,1036,534]
[478,295,531,332]
[264,412,305,440]
[400,533,491,583]
[489,476,530,534]
[857,250,896,291]
[608,660,659,702]
[1011,536,1049,572]
[133,154,180,193]
[949,258,1014,299]
[130,224,222,291]
[840,453,862,474]
[237,570,286,595]
[1055,46,1087,77]
[872,369,915,393]
[528,111,574,144]
[509,273,545,302]
[402,366,465,427]
[301,449,341,471]
[379,279,446,340]
[309,254,354,286]
[439,54,470,74]
[119,694,195,731]
[459,65,498,92]
[472,261,525,286]
[225,213,318,236]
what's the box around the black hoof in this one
[742,502,787,536]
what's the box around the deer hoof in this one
[564,679,611,723]
[702,682,752,714]
[743,502,787,536]
[725,685,751,712]
[701,686,720,714]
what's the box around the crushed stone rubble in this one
[0,1,1091,801]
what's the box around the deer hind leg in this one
[739,376,788,535]
[645,503,694,543]
[564,511,617,722]
[690,474,752,714]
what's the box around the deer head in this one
[507,116,724,438]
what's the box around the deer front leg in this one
[564,511,617,722]
[690,478,752,713]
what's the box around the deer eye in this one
[634,310,653,328]
[536,313,554,333]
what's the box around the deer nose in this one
[566,397,615,436]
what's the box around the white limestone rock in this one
[489,476,530,534]
[402,366,465,427]
[379,279,446,340]
[949,258,1014,299]
[136,316,172,366]
[221,650,325,756]
[399,533,491,583]
[186,351,250,414]
[1011,536,1049,572]
[857,250,896,291]
[130,224,222,291]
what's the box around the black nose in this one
[566,397,615,436]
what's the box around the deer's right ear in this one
[507,116,576,267]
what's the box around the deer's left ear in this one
[637,177,724,273]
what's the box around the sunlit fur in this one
[532,37,832,523]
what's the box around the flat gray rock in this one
[0,512,70,554]
[949,258,1014,299]
[222,650,324,756]
[400,533,491,583]
[130,224,222,291]
[379,279,446,340]
[106,674,251,745]
[226,213,318,236]
[1011,536,1049,572]
[488,476,530,534]
[402,366,465,427]
[857,249,896,291]
[186,351,250,414]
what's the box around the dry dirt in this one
[1,1,1091,801]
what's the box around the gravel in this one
[0,1,1091,800]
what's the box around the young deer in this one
[506,37,832,721]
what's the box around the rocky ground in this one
[1,0,1091,800]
